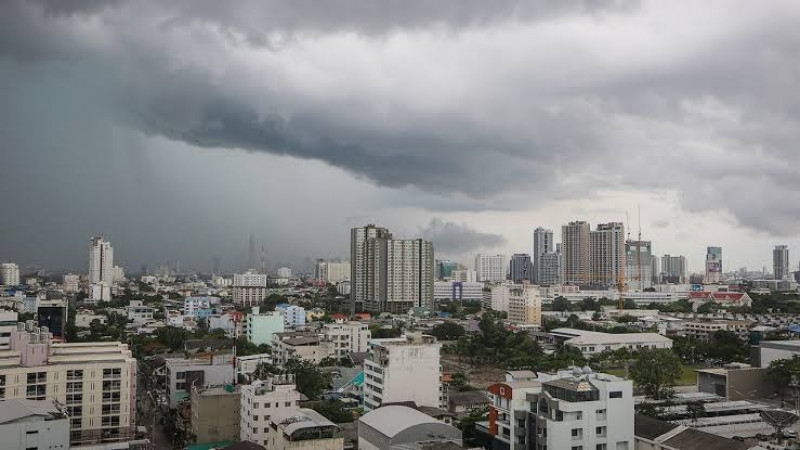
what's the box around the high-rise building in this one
[37,299,68,341]
[705,246,723,283]
[562,221,590,284]
[435,259,460,280]
[774,245,790,280]
[624,240,652,290]
[88,236,114,284]
[276,267,292,279]
[0,262,20,286]
[589,222,625,287]
[650,255,660,285]
[233,270,268,306]
[532,228,554,283]
[660,255,687,283]
[475,254,507,282]
[507,283,542,325]
[314,260,351,283]
[537,252,561,285]
[62,273,80,293]
[510,254,533,283]
[351,225,392,311]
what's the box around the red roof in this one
[710,292,745,301]
[688,292,710,298]
[330,314,348,320]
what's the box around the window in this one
[572,429,580,437]
[596,426,606,436]
[26,430,38,435]
[572,447,583,450]
[609,391,623,399]
[597,445,607,450]
[253,402,259,409]
[176,371,186,380]
[67,370,83,380]
[253,415,258,421]
[596,409,605,415]
[285,401,291,407]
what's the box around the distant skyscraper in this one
[212,256,221,274]
[532,227,554,283]
[774,245,790,280]
[351,224,392,312]
[509,254,532,283]
[562,221,590,284]
[705,246,723,283]
[435,260,459,280]
[537,252,560,285]
[660,255,687,283]
[589,222,625,287]
[625,240,652,290]
[475,254,507,282]
[0,262,19,286]
[88,236,114,284]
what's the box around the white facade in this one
[488,282,513,312]
[88,236,114,284]
[323,321,371,359]
[74,310,108,328]
[126,303,155,325]
[277,267,292,279]
[276,304,306,328]
[239,376,302,448]
[507,283,542,325]
[550,328,673,356]
[236,353,273,378]
[62,273,80,294]
[590,222,626,287]
[450,269,477,283]
[1,262,20,286]
[271,332,332,366]
[233,270,268,306]
[0,310,18,349]
[164,354,234,409]
[89,283,112,302]
[433,281,485,302]
[475,254,507,282]
[315,260,351,283]
[363,334,442,411]
[246,309,285,346]
[0,399,70,450]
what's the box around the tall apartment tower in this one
[561,221,590,285]
[0,262,20,286]
[510,254,533,284]
[660,255,687,283]
[774,245,790,280]
[705,246,723,283]
[624,240,652,290]
[88,236,114,284]
[532,228,554,283]
[351,225,392,312]
[475,254,507,282]
[589,222,625,287]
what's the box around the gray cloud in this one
[419,219,506,256]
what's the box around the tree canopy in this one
[629,348,682,399]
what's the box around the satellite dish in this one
[760,410,799,442]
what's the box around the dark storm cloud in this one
[419,219,506,255]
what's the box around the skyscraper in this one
[532,227,553,283]
[88,235,114,284]
[0,262,19,286]
[589,222,625,287]
[705,246,723,283]
[774,245,790,280]
[561,221,590,284]
[475,254,507,282]
[625,240,652,290]
[351,225,392,312]
[509,254,533,283]
[660,255,687,283]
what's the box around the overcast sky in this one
[2,0,800,274]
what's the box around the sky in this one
[2,0,800,274]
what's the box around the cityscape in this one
[3,2,800,450]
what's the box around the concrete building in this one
[660,255,687,284]
[695,364,772,400]
[351,225,393,311]
[435,260,460,280]
[475,254,508,282]
[323,321,371,359]
[705,246,723,283]
[509,254,533,284]
[88,235,114,284]
[507,283,542,326]
[233,270,269,307]
[0,399,70,450]
[126,301,155,325]
[433,281,484,302]
[625,240,653,290]
[240,375,302,447]
[590,222,625,287]
[1,262,20,286]
[190,384,240,445]
[276,304,306,328]
[184,296,216,318]
[164,354,234,409]
[488,282,513,312]
[0,310,18,350]
[484,369,634,450]
[773,245,790,280]
[246,308,285,346]
[634,414,750,450]
[74,309,108,328]
[277,267,292,279]
[271,332,332,366]
[236,353,273,379]
[62,273,80,294]
[314,260,351,283]
[549,328,672,356]
[562,221,591,285]
[756,340,800,368]
[37,299,68,341]
[358,405,463,450]
[683,320,752,341]
[537,252,561,286]
[0,322,136,445]
[363,334,443,412]
[450,269,477,283]
[533,227,554,284]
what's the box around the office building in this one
[0,262,20,287]
[660,255,687,284]
[433,281,484,302]
[507,283,542,325]
[510,254,533,283]
[351,225,393,311]
[590,222,625,287]
[435,259,460,280]
[275,304,306,328]
[533,227,554,283]
[537,252,561,285]
[164,354,234,409]
[363,334,443,411]
[625,240,653,290]
[88,236,114,284]
[246,307,285,346]
[562,221,591,284]
[37,300,68,341]
[62,273,80,294]
[475,254,507,282]
[233,270,268,306]
[483,369,634,450]
[0,399,70,450]
[322,321,371,359]
[0,322,136,445]
[314,260,350,283]
[705,246,723,283]
[774,245,790,280]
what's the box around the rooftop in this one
[0,399,65,424]
[359,405,441,438]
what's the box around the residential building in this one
[164,354,234,409]
[363,334,443,411]
[510,254,533,284]
[62,273,80,294]
[209,312,242,338]
[275,304,306,328]
[537,252,561,286]
[190,385,240,445]
[236,353,273,380]
[562,221,591,284]
[126,301,155,325]
[0,399,70,450]
[88,282,111,303]
[88,235,114,284]
[74,309,108,328]
[507,283,542,325]
[314,260,351,283]
[112,266,125,283]
[1,262,20,286]
[683,320,752,341]
[483,369,634,450]
[358,405,462,450]
[450,268,477,282]
[322,321,371,359]
[488,282,513,312]
[625,240,653,290]
[271,332,332,366]
[0,310,18,350]
[37,300,68,341]
[660,255,687,284]
[240,375,302,447]
[184,296,216,318]
[549,328,672,356]
[590,222,625,287]
[384,238,435,313]
[245,308,285,346]
[475,254,508,282]
[533,227,554,284]
[350,224,392,311]
[269,408,343,450]
[705,246,723,283]
[277,267,292,279]
[774,245,790,280]
[433,281,484,302]
[233,270,269,307]
[0,322,136,445]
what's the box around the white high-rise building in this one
[276,267,292,279]
[62,273,80,293]
[562,221,590,285]
[475,254,507,282]
[363,334,442,412]
[0,262,20,286]
[589,222,625,287]
[88,236,114,284]
[233,270,268,306]
[314,260,351,283]
[507,283,542,325]
[533,227,554,283]
[240,375,302,446]
[774,245,790,280]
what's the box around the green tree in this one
[707,330,748,363]
[635,402,666,419]
[581,298,600,312]
[629,348,682,399]
[623,298,638,310]
[457,407,489,446]
[155,326,189,351]
[309,399,355,423]
[284,359,333,400]
[552,296,571,312]
[767,355,800,391]
[430,322,466,341]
